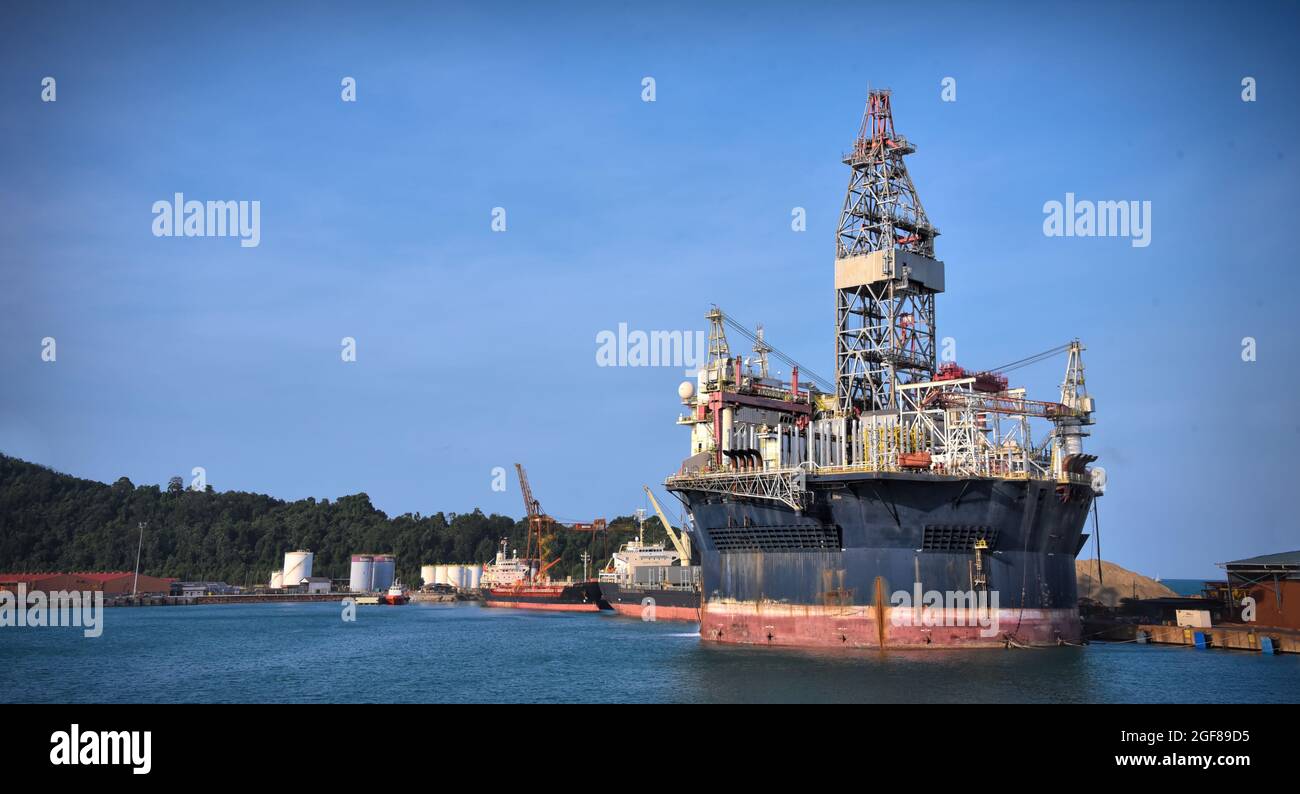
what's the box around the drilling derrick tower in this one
[835,89,944,417]
[665,88,1102,650]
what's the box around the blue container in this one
[1260,636,1277,655]
[1193,631,1209,649]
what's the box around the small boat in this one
[379,581,410,605]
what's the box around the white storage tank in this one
[466,565,482,589]
[449,564,467,589]
[420,564,436,588]
[371,554,396,591]
[349,554,375,593]
[283,550,313,586]
[269,570,284,589]
[434,564,449,586]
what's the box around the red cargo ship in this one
[479,541,610,613]
[479,464,613,613]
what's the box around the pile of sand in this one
[1076,558,1177,606]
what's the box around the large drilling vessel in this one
[665,90,1103,649]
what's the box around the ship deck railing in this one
[671,462,1086,490]
[666,466,809,510]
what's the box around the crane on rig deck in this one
[643,485,692,564]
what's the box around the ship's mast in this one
[752,325,771,380]
[1056,340,1095,458]
[834,89,943,416]
[704,306,732,392]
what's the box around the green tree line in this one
[0,454,669,587]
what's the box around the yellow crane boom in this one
[643,485,692,564]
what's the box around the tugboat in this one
[378,580,410,605]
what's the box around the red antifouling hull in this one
[608,602,700,622]
[699,602,1082,649]
[483,599,604,613]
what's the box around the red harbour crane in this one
[514,463,606,582]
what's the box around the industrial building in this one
[170,581,242,597]
[1221,550,1300,631]
[0,572,175,595]
[303,577,331,594]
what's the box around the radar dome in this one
[678,381,696,400]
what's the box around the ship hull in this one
[598,582,700,622]
[674,471,1094,649]
[481,581,611,612]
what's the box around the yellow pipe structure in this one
[643,485,692,564]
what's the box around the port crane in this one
[515,463,607,581]
[642,485,692,564]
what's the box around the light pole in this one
[133,521,147,596]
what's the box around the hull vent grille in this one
[707,524,842,552]
[922,524,999,551]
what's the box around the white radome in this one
[678,381,696,401]
[1090,467,1108,495]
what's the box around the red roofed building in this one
[1221,551,1300,631]
[0,571,175,595]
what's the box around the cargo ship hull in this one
[481,581,611,612]
[675,471,1094,648]
[598,583,700,622]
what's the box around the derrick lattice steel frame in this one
[834,89,941,415]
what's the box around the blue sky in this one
[2,1,1297,578]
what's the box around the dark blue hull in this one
[673,472,1094,647]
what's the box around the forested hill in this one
[0,454,661,586]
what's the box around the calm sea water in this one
[2,602,1297,703]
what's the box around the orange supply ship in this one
[379,581,409,605]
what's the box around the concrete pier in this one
[1138,623,1300,654]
